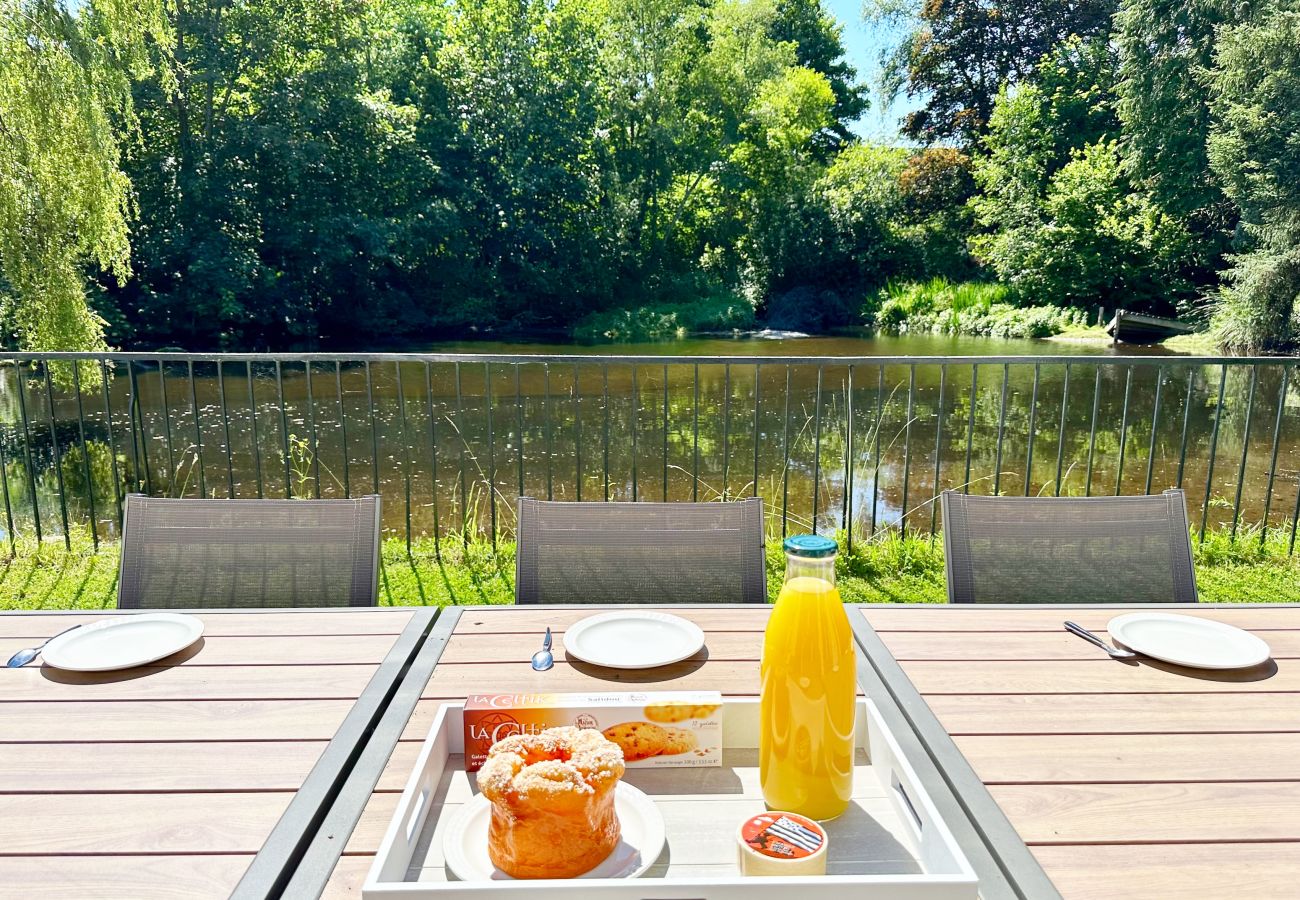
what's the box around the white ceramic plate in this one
[443,782,665,881]
[1108,613,1271,670]
[41,613,205,672]
[563,611,705,669]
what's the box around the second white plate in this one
[41,613,204,671]
[1108,613,1271,670]
[563,611,705,669]
[443,782,665,881]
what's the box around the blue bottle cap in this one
[783,534,838,558]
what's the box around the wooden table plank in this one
[0,633,400,667]
[454,606,771,633]
[437,630,762,664]
[955,733,1300,783]
[924,693,1300,735]
[0,609,415,639]
[422,659,760,697]
[898,658,1291,694]
[0,793,295,854]
[0,742,328,793]
[0,699,356,743]
[882,629,1300,661]
[863,606,1300,633]
[1030,844,1300,900]
[0,855,256,899]
[990,781,1300,843]
[3,663,381,701]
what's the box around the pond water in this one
[3,331,1297,547]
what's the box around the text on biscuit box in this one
[462,691,723,771]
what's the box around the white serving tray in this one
[363,698,979,899]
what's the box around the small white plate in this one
[443,782,665,881]
[1108,613,1271,670]
[41,613,205,672]
[563,611,705,669]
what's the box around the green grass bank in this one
[2,526,1297,610]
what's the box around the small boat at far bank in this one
[1106,309,1197,344]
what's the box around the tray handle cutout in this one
[405,787,429,844]
[891,769,924,841]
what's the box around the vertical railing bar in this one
[752,364,761,502]
[101,359,124,526]
[431,368,451,547]
[1144,367,1166,495]
[601,364,610,502]
[870,365,884,534]
[16,361,43,538]
[1177,368,1197,488]
[1199,364,1229,543]
[1084,367,1102,497]
[306,362,321,498]
[0,439,15,555]
[486,362,497,545]
[631,366,639,503]
[781,366,792,538]
[662,365,669,503]
[544,363,554,501]
[124,360,145,495]
[1054,363,1070,496]
[992,364,1009,497]
[900,364,915,529]
[1290,453,1300,556]
[1114,366,1133,496]
[187,361,206,499]
[335,361,351,499]
[812,366,824,533]
[246,362,263,499]
[962,364,977,494]
[722,364,731,500]
[692,364,700,502]
[135,362,154,494]
[515,365,525,507]
[454,362,468,541]
[1023,363,1040,496]
[930,364,946,538]
[71,364,98,548]
[1230,364,1257,541]
[396,362,413,553]
[845,365,855,549]
[364,360,380,497]
[217,361,235,498]
[275,360,291,499]
[157,360,176,493]
[573,363,582,503]
[42,365,71,549]
[1260,365,1290,546]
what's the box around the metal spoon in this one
[1063,621,1137,659]
[530,627,554,671]
[6,623,85,668]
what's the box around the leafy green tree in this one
[871,0,1116,144]
[768,0,868,149]
[1206,3,1300,352]
[0,0,171,353]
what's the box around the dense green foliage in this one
[6,526,1297,609]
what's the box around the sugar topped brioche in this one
[476,726,625,878]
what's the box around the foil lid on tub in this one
[736,811,828,876]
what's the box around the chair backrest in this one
[515,498,767,604]
[118,494,381,609]
[941,489,1197,604]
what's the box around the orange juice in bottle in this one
[760,534,855,820]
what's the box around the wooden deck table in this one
[0,607,435,898]
[856,604,1300,900]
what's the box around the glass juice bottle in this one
[760,534,855,820]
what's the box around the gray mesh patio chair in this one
[118,494,381,609]
[940,489,1197,604]
[515,498,767,604]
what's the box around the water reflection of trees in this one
[0,358,1295,547]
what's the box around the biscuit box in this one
[462,691,723,771]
